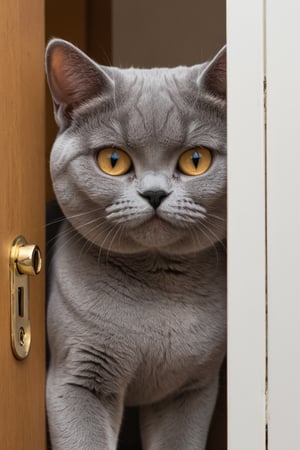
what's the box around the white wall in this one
[266,1,300,448]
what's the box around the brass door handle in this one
[10,236,42,360]
[16,242,42,276]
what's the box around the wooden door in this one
[0,1,46,449]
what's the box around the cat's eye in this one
[178,147,212,176]
[97,148,132,176]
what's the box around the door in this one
[0,1,46,449]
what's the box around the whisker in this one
[105,223,124,265]
[78,219,110,259]
[45,215,65,227]
[47,226,73,248]
[46,205,104,227]
[200,220,226,251]
[196,224,220,270]
[206,213,226,222]
[97,222,121,266]
[46,216,106,248]
[47,228,82,266]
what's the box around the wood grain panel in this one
[0,1,46,448]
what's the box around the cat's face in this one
[46,40,226,255]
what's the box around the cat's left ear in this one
[198,46,226,101]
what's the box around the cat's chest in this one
[53,243,226,403]
[93,267,226,405]
[57,243,226,355]
[124,297,226,405]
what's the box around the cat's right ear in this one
[45,39,113,128]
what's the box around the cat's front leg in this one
[47,369,124,450]
[140,378,219,450]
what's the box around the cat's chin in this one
[130,216,179,247]
[125,216,213,254]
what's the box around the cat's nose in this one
[140,190,169,209]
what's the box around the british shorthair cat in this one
[46,39,226,450]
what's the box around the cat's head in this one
[46,39,226,256]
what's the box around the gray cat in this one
[46,39,227,450]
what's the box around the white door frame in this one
[227,0,267,449]
[228,0,300,449]
[266,1,300,448]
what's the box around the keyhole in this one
[18,287,24,317]
[19,327,25,346]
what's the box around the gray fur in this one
[46,39,226,450]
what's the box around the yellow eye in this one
[178,147,212,176]
[97,148,132,176]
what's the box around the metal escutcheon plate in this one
[9,235,42,360]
